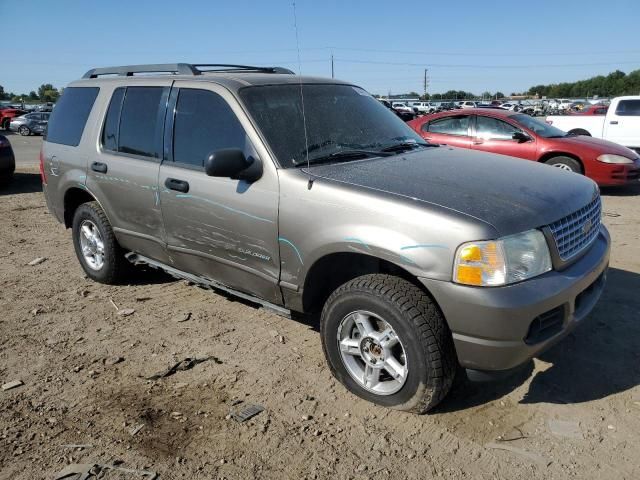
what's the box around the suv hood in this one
[308,147,598,236]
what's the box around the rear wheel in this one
[545,155,582,174]
[321,274,456,413]
[72,201,129,284]
[568,128,591,137]
[18,125,30,136]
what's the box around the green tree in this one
[0,85,6,100]
[495,92,505,99]
[28,91,38,100]
[38,83,59,101]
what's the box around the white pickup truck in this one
[546,96,640,152]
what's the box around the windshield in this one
[511,113,568,138]
[240,84,424,168]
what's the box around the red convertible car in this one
[408,109,639,186]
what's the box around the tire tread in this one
[321,274,457,413]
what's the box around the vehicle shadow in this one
[123,266,176,286]
[434,266,640,413]
[0,173,42,196]
[600,183,640,197]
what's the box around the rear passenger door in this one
[85,82,171,264]
[158,82,281,304]
[419,115,472,148]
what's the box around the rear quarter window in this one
[45,87,99,146]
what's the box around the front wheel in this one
[19,125,31,136]
[545,155,582,174]
[321,274,457,413]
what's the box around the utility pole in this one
[423,68,429,99]
[331,54,334,79]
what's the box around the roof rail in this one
[192,64,295,74]
[82,63,294,79]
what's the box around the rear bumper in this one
[419,226,610,372]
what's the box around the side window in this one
[101,87,125,152]
[46,87,99,146]
[118,87,164,158]
[425,115,470,136]
[475,116,519,140]
[173,89,248,168]
[615,100,640,116]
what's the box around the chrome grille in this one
[548,195,601,261]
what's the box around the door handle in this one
[610,120,618,125]
[91,161,107,174]
[472,140,484,145]
[165,178,190,193]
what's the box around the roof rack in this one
[82,63,295,79]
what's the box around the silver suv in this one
[42,63,610,413]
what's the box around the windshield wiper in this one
[294,149,391,167]
[379,141,436,153]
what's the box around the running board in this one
[125,253,291,318]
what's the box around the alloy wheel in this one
[79,220,105,270]
[337,310,408,395]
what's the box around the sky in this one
[2,0,640,97]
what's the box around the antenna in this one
[292,1,311,174]
[423,68,429,99]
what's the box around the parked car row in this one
[0,106,50,135]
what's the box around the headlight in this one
[453,229,552,286]
[597,154,635,164]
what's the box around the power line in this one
[334,58,640,69]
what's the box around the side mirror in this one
[204,148,262,182]
[512,131,531,143]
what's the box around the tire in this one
[568,128,591,137]
[19,125,31,136]
[1,119,9,130]
[72,201,129,284]
[545,155,583,174]
[320,274,456,413]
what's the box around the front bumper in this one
[420,226,610,372]
[591,159,640,186]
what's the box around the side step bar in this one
[125,253,291,318]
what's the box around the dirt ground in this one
[1,166,639,480]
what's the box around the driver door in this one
[158,82,281,304]
[471,115,537,160]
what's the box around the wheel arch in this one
[63,187,98,228]
[301,251,443,316]
[538,151,585,174]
